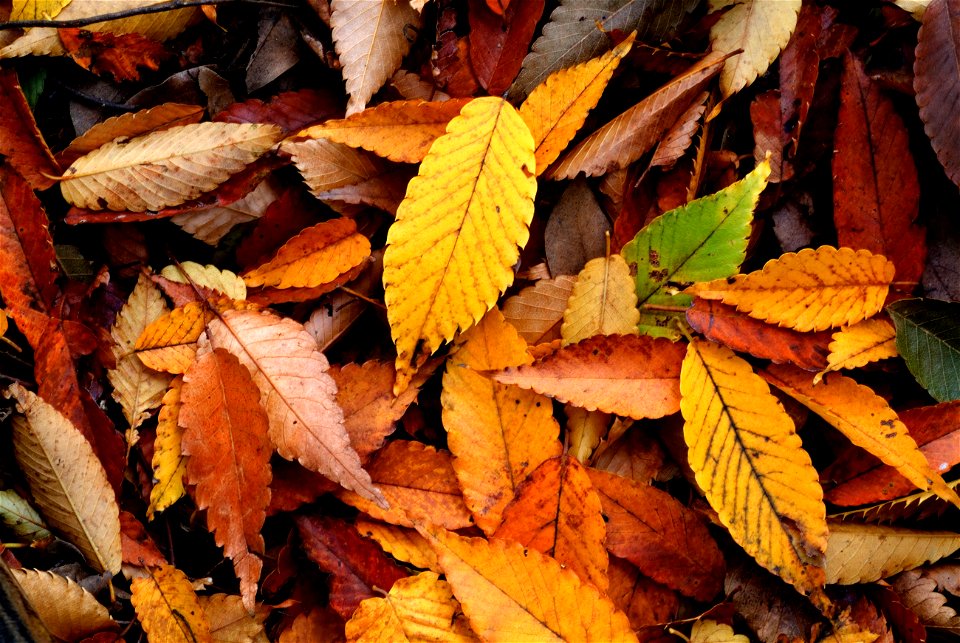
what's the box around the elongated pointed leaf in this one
[825,522,960,584]
[888,298,960,402]
[915,0,960,188]
[131,564,213,643]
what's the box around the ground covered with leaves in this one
[0,0,958,641]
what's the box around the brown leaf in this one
[606,557,679,630]
[215,89,342,134]
[0,69,61,190]
[501,275,576,345]
[468,0,544,95]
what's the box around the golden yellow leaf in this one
[135,302,210,374]
[161,262,247,300]
[519,33,634,174]
[689,620,750,643]
[331,0,422,115]
[345,571,478,643]
[60,122,282,211]
[199,593,270,643]
[6,384,121,574]
[824,522,960,584]
[421,525,638,643]
[762,364,960,509]
[501,275,576,345]
[109,273,172,433]
[355,518,441,573]
[817,624,880,643]
[384,97,536,393]
[243,218,371,289]
[10,0,70,21]
[680,339,828,600]
[296,99,471,163]
[815,318,898,383]
[561,254,639,345]
[1,0,199,58]
[131,564,213,643]
[148,377,185,520]
[12,568,117,641]
[441,308,562,534]
[687,246,895,332]
[710,0,801,98]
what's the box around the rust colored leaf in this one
[493,456,609,591]
[752,90,791,183]
[468,0,544,95]
[587,468,724,602]
[779,3,828,152]
[685,299,831,371]
[0,69,61,190]
[606,557,680,630]
[181,348,272,611]
[834,54,926,288]
[338,440,472,530]
[494,334,686,420]
[215,88,343,134]
[296,514,408,619]
[120,511,167,568]
[59,28,171,82]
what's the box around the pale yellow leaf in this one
[10,0,71,21]
[825,522,960,584]
[561,254,639,345]
[131,564,213,643]
[894,0,931,19]
[331,0,422,115]
[13,568,117,641]
[710,0,801,98]
[565,405,610,464]
[148,377,186,520]
[304,292,367,352]
[109,273,172,432]
[6,384,121,574]
[171,179,281,245]
[815,318,898,383]
[501,275,576,345]
[61,122,282,212]
[199,594,270,643]
[384,97,536,393]
[160,262,247,300]
[689,620,750,643]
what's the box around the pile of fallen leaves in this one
[0,0,957,641]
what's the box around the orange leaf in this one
[181,348,272,611]
[135,302,210,374]
[59,28,171,83]
[493,455,608,591]
[0,69,61,191]
[296,98,470,163]
[420,525,638,643]
[130,564,213,643]
[441,308,562,534]
[587,468,724,602]
[205,308,384,506]
[338,440,472,529]
[493,334,686,420]
[243,218,371,289]
[355,518,440,572]
[606,557,679,630]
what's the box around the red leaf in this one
[751,89,791,183]
[779,3,827,151]
[59,29,171,83]
[120,511,167,568]
[215,89,343,134]
[468,0,544,95]
[606,556,680,630]
[0,70,61,191]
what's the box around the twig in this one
[0,0,299,30]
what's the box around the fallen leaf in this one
[887,298,960,402]
[199,593,270,643]
[606,557,680,630]
[134,302,209,374]
[816,318,898,382]
[561,254,638,345]
[59,28,170,82]
[12,568,117,641]
[891,569,960,630]
[0,69,61,190]
[690,620,750,643]
[824,522,960,584]
[0,489,51,543]
[131,564,213,643]
[355,518,440,573]
[305,293,367,352]
[148,378,185,520]
[10,0,71,21]
[501,275,576,345]
[544,179,611,276]
[469,0,543,95]
[160,262,247,300]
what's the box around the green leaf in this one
[0,489,51,543]
[887,298,960,402]
[621,159,770,339]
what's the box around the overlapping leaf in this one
[825,522,960,584]
[888,298,960,402]
[147,377,185,519]
[131,564,213,643]
[12,568,117,641]
[816,319,897,382]
[135,301,209,374]
[561,255,639,344]
[0,70,61,190]
[501,275,576,345]
[0,489,51,542]
[160,262,247,300]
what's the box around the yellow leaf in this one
[345,571,478,643]
[109,273,172,432]
[519,32,635,174]
[680,339,827,600]
[60,122,282,211]
[148,377,185,520]
[161,262,247,300]
[296,98,471,163]
[384,97,536,393]
[10,0,71,21]
[824,522,960,584]
[441,308,562,534]
[815,318,898,383]
[710,0,801,98]
[762,364,960,509]
[198,594,270,643]
[131,564,213,643]
[687,246,895,332]
[6,384,121,574]
[243,218,371,289]
[689,620,750,643]
[561,254,639,345]
[135,301,210,374]
[331,0,422,115]
[420,525,638,643]
[12,568,117,641]
[355,518,441,573]
[501,275,576,345]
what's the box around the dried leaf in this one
[7,384,121,574]
[816,319,898,382]
[305,293,367,351]
[384,97,536,393]
[60,122,282,212]
[560,255,638,345]
[494,334,686,420]
[544,179,611,276]
[10,0,71,20]
[60,28,171,83]
[160,262,247,300]
[199,594,270,643]
[501,275,576,345]
[181,348,272,611]
[171,178,281,245]
[690,620,750,643]
[606,557,679,630]
[355,518,441,572]
[891,570,960,631]
[468,0,543,95]
[688,246,895,332]
[0,69,61,190]
[421,525,638,642]
[12,568,116,641]
[331,0,421,115]
[825,522,960,584]
[282,138,389,196]
[131,564,213,643]
[680,340,828,601]
[135,302,209,374]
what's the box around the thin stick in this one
[0,0,298,31]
